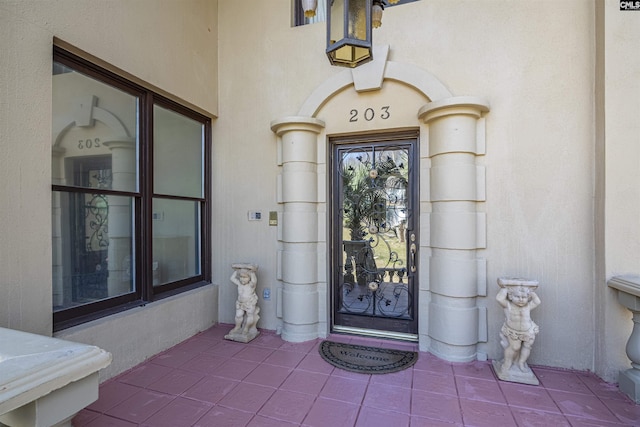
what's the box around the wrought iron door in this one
[331,133,418,337]
[70,157,111,302]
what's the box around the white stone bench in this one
[0,328,111,427]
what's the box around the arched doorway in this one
[272,46,490,362]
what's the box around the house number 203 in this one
[78,138,101,149]
[349,106,390,122]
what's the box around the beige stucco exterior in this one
[1,0,639,384]
[0,0,219,379]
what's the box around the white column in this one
[419,96,490,362]
[102,139,136,297]
[271,117,325,342]
[52,147,67,308]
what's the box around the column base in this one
[281,323,319,343]
[619,368,640,403]
[428,339,478,363]
[224,330,260,343]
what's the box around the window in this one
[294,0,328,26]
[293,0,420,27]
[52,46,211,330]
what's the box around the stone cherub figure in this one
[492,278,541,385]
[225,263,260,343]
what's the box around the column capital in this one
[418,96,490,123]
[102,138,136,150]
[270,116,325,136]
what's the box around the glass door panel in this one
[331,135,418,337]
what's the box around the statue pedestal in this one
[492,359,539,385]
[608,275,640,403]
[224,329,260,343]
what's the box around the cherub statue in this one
[225,263,260,342]
[493,278,541,385]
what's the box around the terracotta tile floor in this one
[73,324,640,426]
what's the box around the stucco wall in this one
[0,0,218,378]
[215,0,600,373]
[1,0,638,384]
[597,0,640,381]
[56,285,218,381]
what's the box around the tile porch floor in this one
[74,324,640,427]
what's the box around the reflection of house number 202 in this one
[78,138,101,149]
[349,106,390,122]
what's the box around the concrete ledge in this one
[608,275,640,299]
[0,328,111,426]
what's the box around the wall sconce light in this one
[326,0,374,68]
[301,0,319,18]
[372,0,384,28]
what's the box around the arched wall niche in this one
[271,45,491,362]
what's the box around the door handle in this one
[409,233,417,273]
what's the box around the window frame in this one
[52,46,212,331]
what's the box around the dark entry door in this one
[331,132,419,338]
[70,156,112,302]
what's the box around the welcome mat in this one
[319,340,418,374]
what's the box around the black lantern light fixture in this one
[326,0,387,68]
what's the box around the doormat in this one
[319,341,418,374]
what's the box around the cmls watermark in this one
[620,0,640,10]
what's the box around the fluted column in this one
[418,96,490,362]
[271,117,325,342]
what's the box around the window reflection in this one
[52,191,135,311]
[52,49,210,328]
[152,199,201,285]
[153,105,204,199]
[52,62,138,311]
